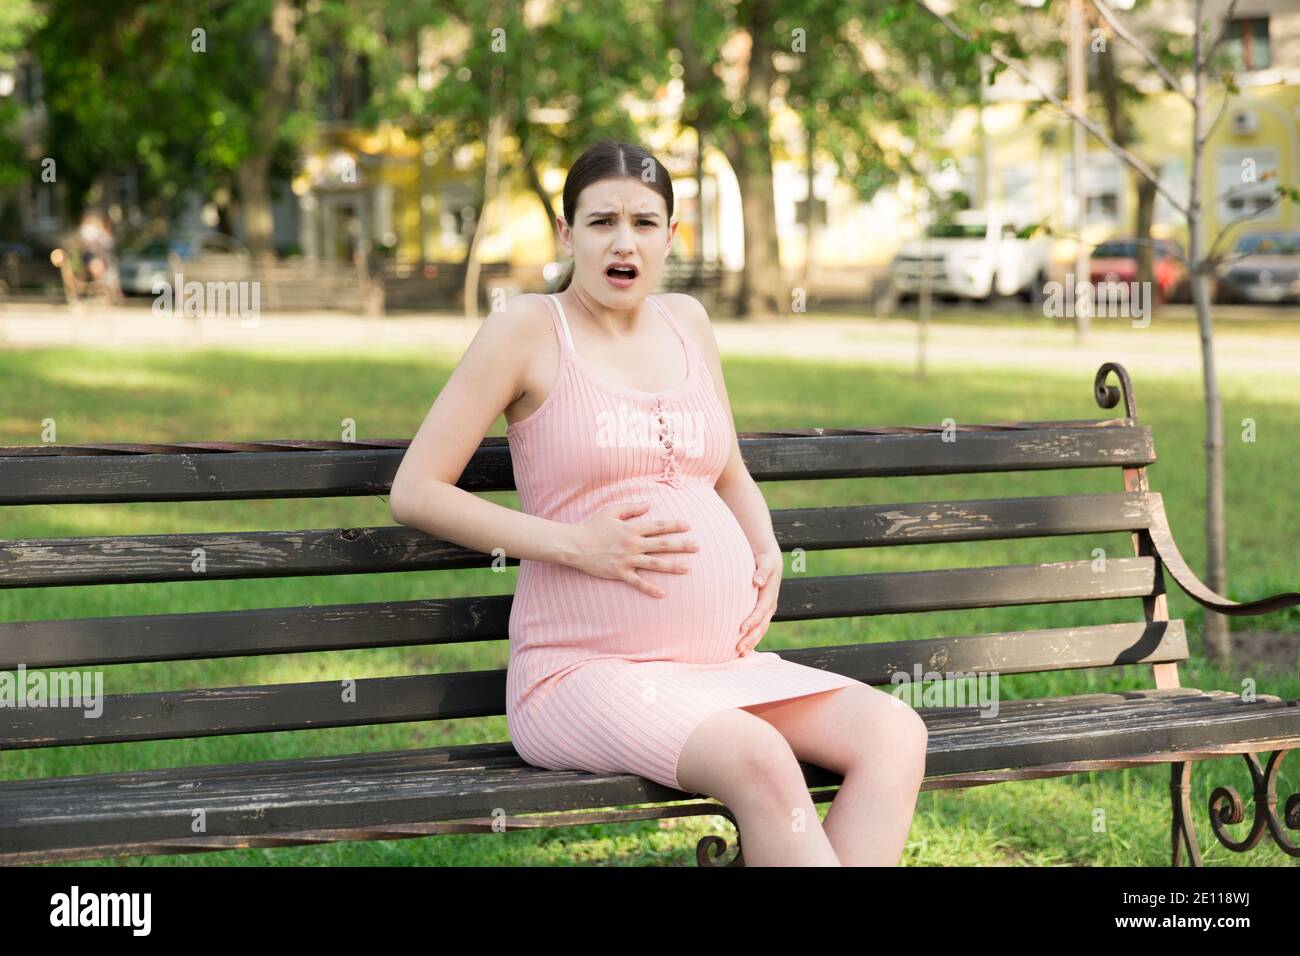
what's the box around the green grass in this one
[793,301,1300,338]
[1,336,1297,866]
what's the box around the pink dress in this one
[505,293,863,792]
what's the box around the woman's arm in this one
[715,471,781,560]
[389,296,580,567]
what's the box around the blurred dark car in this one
[1216,229,1300,304]
[1089,238,1188,304]
[118,232,250,296]
[0,240,62,296]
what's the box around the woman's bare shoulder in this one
[486,293,556,398]
[477,293,553,354]
[656,292,715,356]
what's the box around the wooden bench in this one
[379,260,514,312]
[0,249,63,301]
[657,257,724,313]
[1,362,1297,866]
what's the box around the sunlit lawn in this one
[1,329,1297,866]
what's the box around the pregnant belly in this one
[516,488,761,665]
[595,489,759,660]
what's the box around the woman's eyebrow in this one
[587,210,661,219]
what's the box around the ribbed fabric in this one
[504,293,863,792]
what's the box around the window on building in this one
[1154,159,1189,225]
[1063,154,1124,227]
[1087,193,1120,221]
[1215,147,1280,224]
[1000,164,1039,221]
[1224,18,1270,71]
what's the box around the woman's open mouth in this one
[605,263,639,288]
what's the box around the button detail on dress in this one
[652,396,683,488]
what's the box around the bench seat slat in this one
[0,425,1156,504]
[0,493,1154,588]
[0,620,1187,749]
[3,689,1295,861]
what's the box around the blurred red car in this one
[1089,238,1188,303]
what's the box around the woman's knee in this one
[677,708,809,805]
[846,686,929,776]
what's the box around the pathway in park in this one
[1,302,1297,386]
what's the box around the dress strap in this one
[546,294,576,348]
[645,295,694,363]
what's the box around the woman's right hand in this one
[567,500,698,598]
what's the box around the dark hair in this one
[554,139,674,292]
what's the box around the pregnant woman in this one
[390,140,928,866]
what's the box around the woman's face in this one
[560,176,676,307]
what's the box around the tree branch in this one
[1210,176,1277,205]
[1198,84,1234,149]
[913,0,1189,217]
[1205,192,1283,263]
[1200,0,1242,72]
[1042,225,1190,266]
[1214,247,1279,269]
[1091,0,1192,104]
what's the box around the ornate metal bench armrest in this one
[1146,492,1300,616]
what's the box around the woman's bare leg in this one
[675,707,842,866]
[741,684,928,866]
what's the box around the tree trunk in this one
[1135,177,1157,293]
[726,131,785,318]
[692,124,706,268]
[725,0,785,319]
[1095,26,1157,296]
[465,46,506,320]
[234,0,299,263]
[465,108,505,320]
[800,119,815,293]
[235,156,274,261]
[1188,265,1231,661]
[523,150,559,260]
[1068,0,1091,342]
[1189,1,1231,663]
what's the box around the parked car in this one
[1089,238,1189,304]
[889,209,1050,302]
[118,232,251,296]
[0,240,63,298]
[1215,229,1300,304]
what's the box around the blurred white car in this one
[118,232,251,296]
[890,209,1050,302]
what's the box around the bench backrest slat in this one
[0,558,1157,670]
[0,425,1155,504]
[0,492,1156,588]
[0,621,1187,750]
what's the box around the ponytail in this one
[555,260,575,292]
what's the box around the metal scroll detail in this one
[1093,362,1138,423]
[1207,750,1300,858]
[695,805,744,867]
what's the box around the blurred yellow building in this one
[289,1,1298,299]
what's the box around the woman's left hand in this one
[737,551,783,655]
